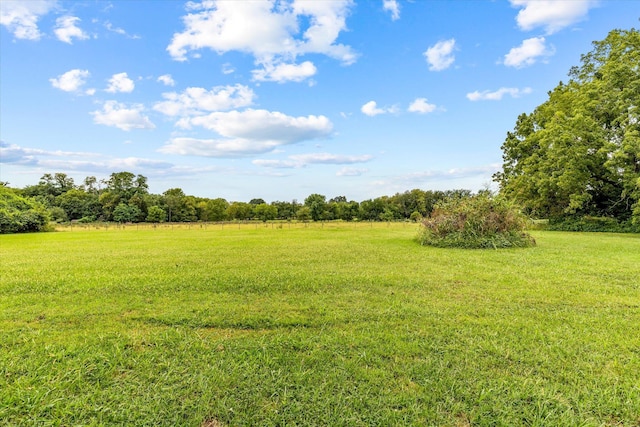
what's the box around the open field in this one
[1,224,639,426]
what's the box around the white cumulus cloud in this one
[91,101,155,131]
[50,69,91,93]
[158,137,281,158]
[0,141,221,177]
[510,0,596,34]
[466,87,532,101]
[0,140,94,166]
[160,109,333,158]
[167,0,356,83]
[0,0,56,40]
[154,84,255,117]
[104,21,140,39]
[157,74,175,86]
[182,109,332,142]
[337,167,368,177]
[424,38,456,71]
[106,72,135,93]
[361,101,397,117]
[54,16,88,44]
[408,98,437,114]
[503,36,554,68]
[252,61,317,83]
[390,164,502,187]
[222,63,235,75]
[383,0,400,21]
[253,152,372,168]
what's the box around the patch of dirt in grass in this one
[201,419,225,427]
[454,412,471,427]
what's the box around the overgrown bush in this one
[417,194,535,249]
[78,215,96,223]
[0,186,50,234]
[48,206,68,223]
[547,216,640,233]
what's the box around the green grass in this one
[1,223,639,426]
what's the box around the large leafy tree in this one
[271,200,299,220]
[226,201,253,220]
[253,203,277,222]
[100,172,149,221]
[105,172,148,200]
[202,198,229,221]
[495,28,640,222]
[56,188,100,220]
[22,173,75,207]
[304,194,327,221]
[162,188,197,222]
[146,205,166,223]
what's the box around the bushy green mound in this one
[417,194,535,249]
[0,186,50,234]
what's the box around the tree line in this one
[1,171,474,232]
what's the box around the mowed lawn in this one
[1,223,639,426]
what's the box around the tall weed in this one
[417,194,535,249]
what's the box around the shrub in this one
[417,194,535,249]
[409,211,423,222]
[547,216,640,233]
[0,187,50,233]
[146,205,166,223]
[113,203,141,223]
[48,206,68,223]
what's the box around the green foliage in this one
[304,193,327,221]
[22,173,75,199]
[0,187,50,233]
[271,200,299,220]
[162,188,197,222]
[417,194,535,249]
[253,203,277,222]
[48,206,68,223]
[547,216,640,233]
[56,188,101,220]
[295,206,311,221]
[358,198,383,220]
[249,198,266,205]
[226,201,253,221]
[106,172,148,200]
[202,198,229,221]
[495,28,640,224]
[98,191,119,221]
[10,161,537,230]
[95,172,149,221]
[9,170,487,225]
[112,203,141,223]
[409,211,423,222]
[145,205,166,223]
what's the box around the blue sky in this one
[1,0,637,202]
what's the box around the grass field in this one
[1,223,639,426]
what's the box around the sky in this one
[1,0,638,202]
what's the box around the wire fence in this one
[54,220,418,233]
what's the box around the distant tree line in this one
[0,171,475,232]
